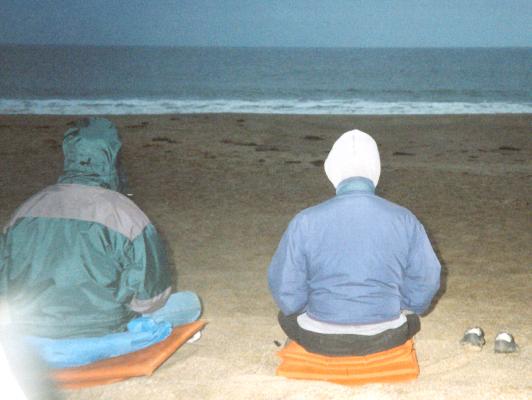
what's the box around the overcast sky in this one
[1,0,531,47]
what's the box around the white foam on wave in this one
[1,98,531,115]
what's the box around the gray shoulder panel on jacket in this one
[4,184,150,240]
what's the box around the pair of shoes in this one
[460,327,519,353]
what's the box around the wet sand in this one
[1,114,531,399]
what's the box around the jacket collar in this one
[336,177,375,196]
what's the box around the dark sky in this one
[1,0,531,47]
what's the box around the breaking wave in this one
[1,98,531,115]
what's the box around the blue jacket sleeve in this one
[268,216,309,316]
[400,219,441,314]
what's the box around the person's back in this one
[268,129,441,356]
[1,118,171,338]
[287,184,437,324]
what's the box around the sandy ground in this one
[0,114,531,399]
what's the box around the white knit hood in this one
[324,129,381,188]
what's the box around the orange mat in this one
[51,320,206,389]
[276,339,419,385]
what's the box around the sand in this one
[0,114,531,399]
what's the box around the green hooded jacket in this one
[1,118,171,338]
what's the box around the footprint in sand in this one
[304,135,324,141]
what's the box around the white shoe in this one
[494,332,518,353]
[460,327,485,350]
[186,330,202,344]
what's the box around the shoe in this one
[494,332,518,354]
[186,330,202,344]
[460,327,485,350]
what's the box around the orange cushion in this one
[276,339,419,385]
[51,320,206,389]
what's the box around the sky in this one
[0,0,531,47]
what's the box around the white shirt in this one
[297,312,407,335]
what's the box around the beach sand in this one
[0,114,531,399]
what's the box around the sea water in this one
[0,45,530,114]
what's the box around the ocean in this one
[0,45,531,115]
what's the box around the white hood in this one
[324,129,381,188]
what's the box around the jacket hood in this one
[58,118,127,192]
[324,129,381,188]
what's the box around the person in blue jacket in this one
[268,129,441,356]
[0,118,201,366]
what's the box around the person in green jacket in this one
[0,118,201,340]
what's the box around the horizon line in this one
[1,42,531,50]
